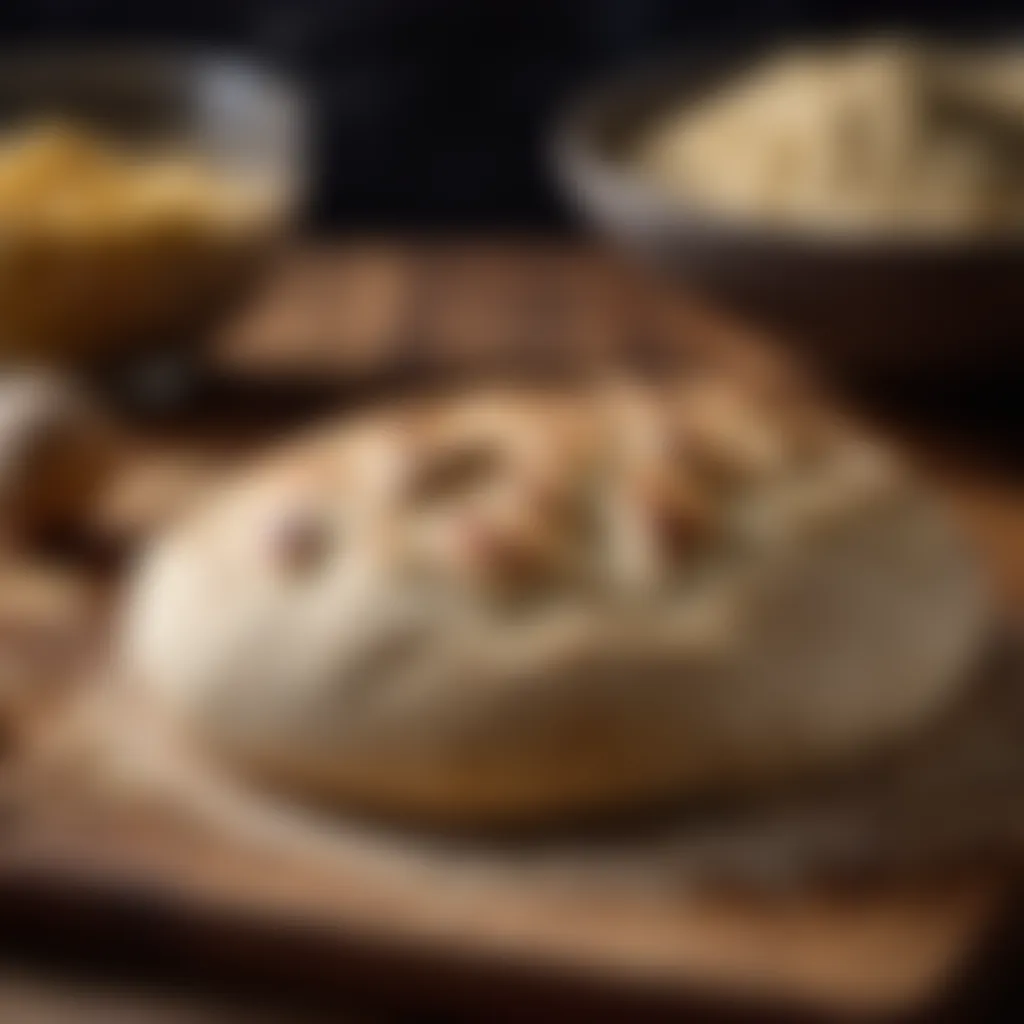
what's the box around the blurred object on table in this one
[0,373,118,545]
[0,49,302,366]
[635,39,1024,237]
[557,35,1024,379]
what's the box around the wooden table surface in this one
[5,240,1024,1023]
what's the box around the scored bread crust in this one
[122,377,990,825]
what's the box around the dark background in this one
[2,0,1020,228]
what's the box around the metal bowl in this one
[554,54,1024,377]
[0,48,304,365]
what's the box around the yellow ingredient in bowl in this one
[0,121,283,360]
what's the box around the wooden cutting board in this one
[2,240,1023,1022]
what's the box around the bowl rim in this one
[552,41,1024,261]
